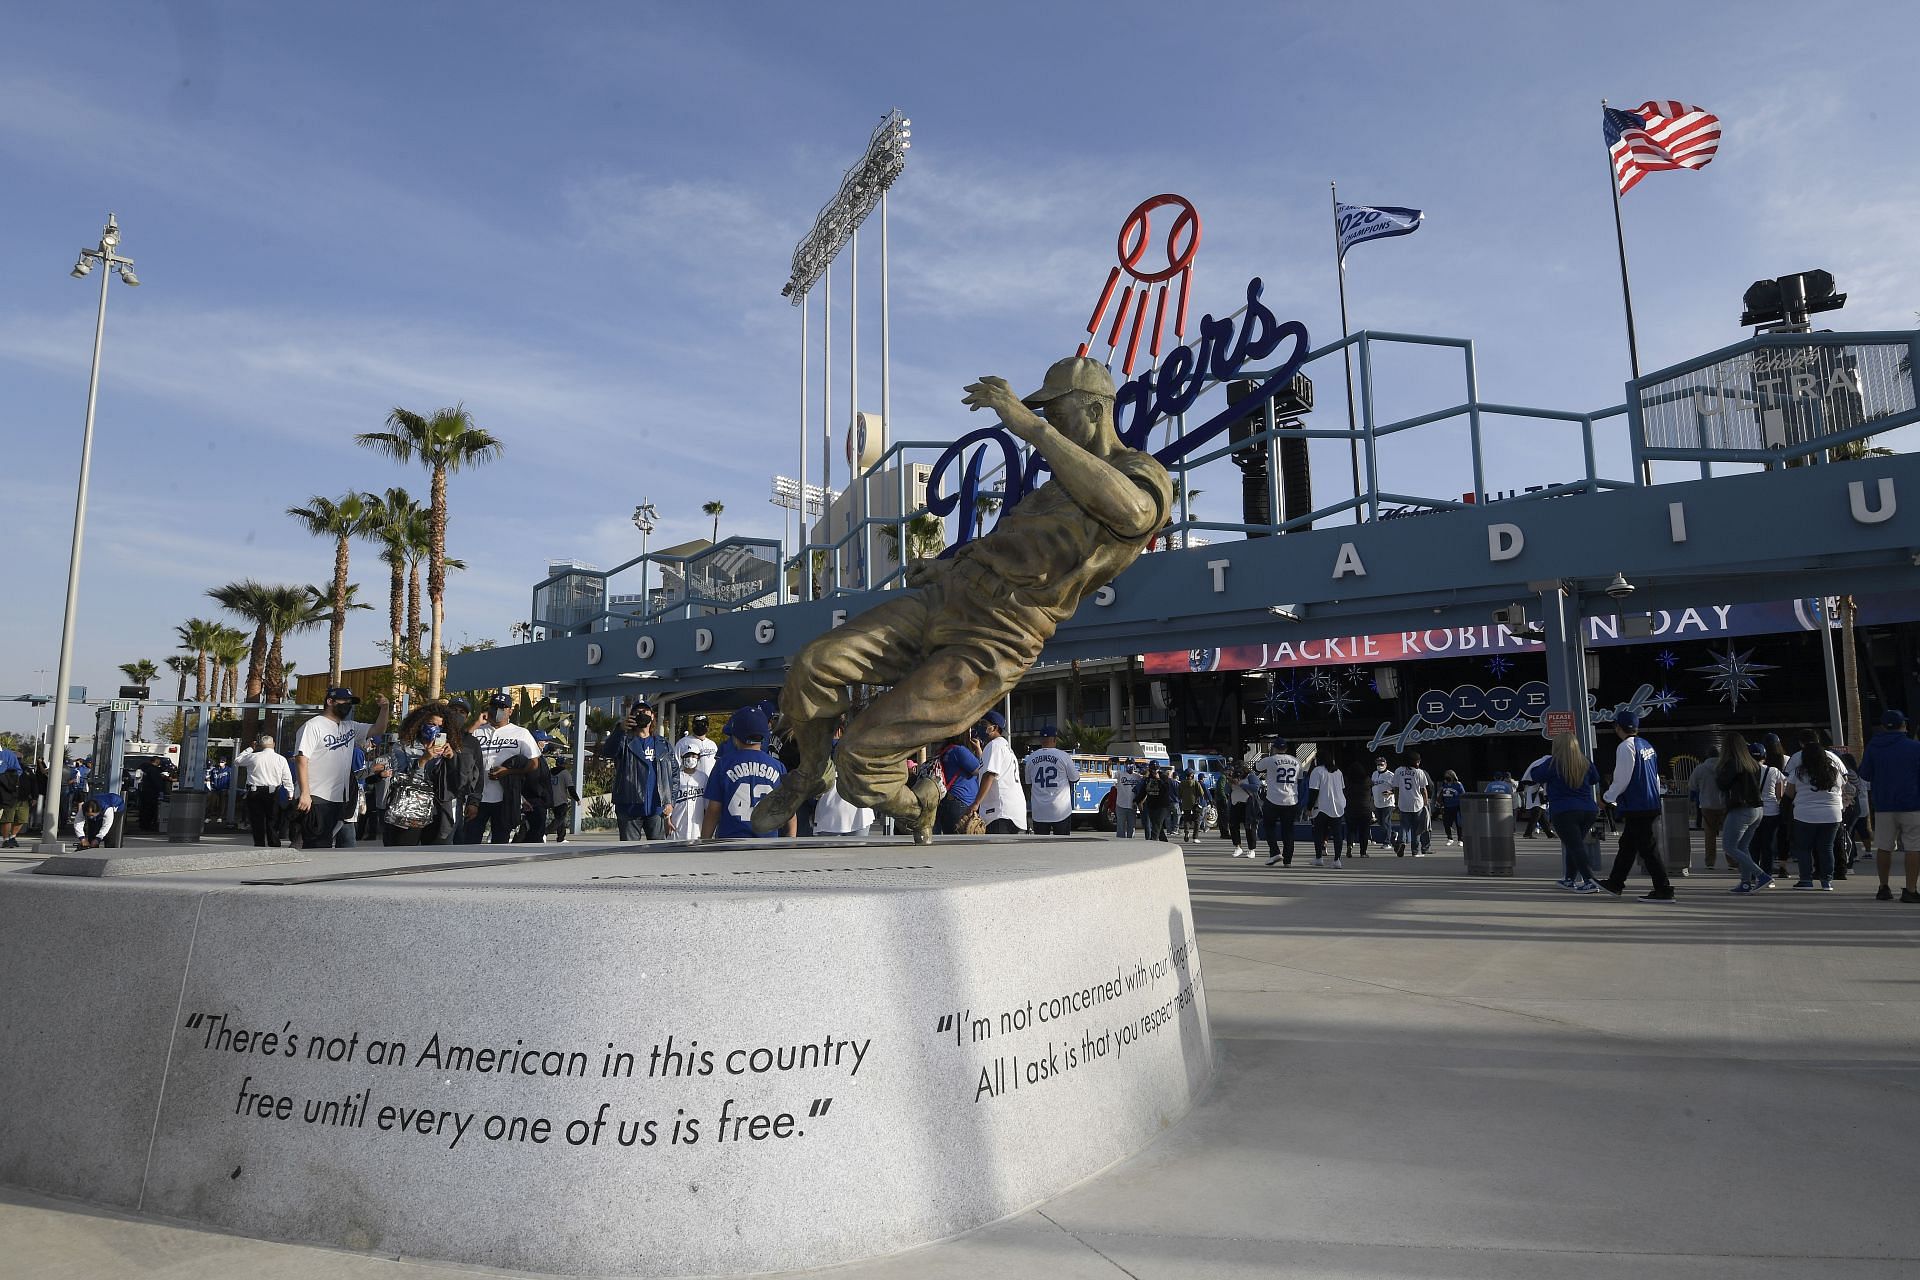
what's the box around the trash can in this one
[166,790,210,844]
[1460,792,1516,876]
[1655,793,1691,877]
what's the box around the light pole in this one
[632,498,658,620]
[37,215,138,853]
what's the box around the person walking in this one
[597,699,674,842]
[1762,735,1793,875]
[1524,733,1601,892]
[1783,730,1848,891]
[934,731,983,835]
[1715,731,1773,893]
[1342,758,1372,858]
[468,693,541,844]
[1112,759,1140,839]
[1306,748,1347,867]
[701,708,795,840]
[1178,769,1205,843]
[1023,727,1079,836]
[1369,756,1397,851]
[1689,749,1728,871]
[1254,739,1303,866]
[514,732,556,842]
[1218,765,1247,855]
[0,743,29,849]
[1436,770,1465,846]
[381,706,459,847]
[1394,752,1433,856]
[974,712,1028,835]
[1860,711,1920,902]
[237,733,293,847]
[293,689,389,850]
[1595,712,1675,901]
[1138,765,1173,842]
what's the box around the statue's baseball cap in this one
[1022,356,1117,407]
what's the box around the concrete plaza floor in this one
[4,827,1917,1278]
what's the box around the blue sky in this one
[3,0,1916,736]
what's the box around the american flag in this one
[1603,101,1721,195]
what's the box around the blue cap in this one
[1748,743,1765,758]
[489,692,514,709]
[1883,709,1907,728]
[1041,724,1059,737]
[981,711,1007,731]
[727,707,770,742]
[448,697,471,713]
[326,686,357,703]
[1615,711,1640,731]
[532,730,551,742]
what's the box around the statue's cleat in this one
[750,774,818,835]
[908,775,941,845]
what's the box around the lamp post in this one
[37,215,138,853]
[632,498,658,620]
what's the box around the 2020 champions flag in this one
[1604,101,1721,194]
[1335,203,1423,263]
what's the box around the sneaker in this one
[1753,875,1775,891]
[1573,881,1600,894]
[1792,880,1816,890]
[1820,880,1834,891]
[1639,890,1676,902]
[1834,868,1848,881]
[1594,881,1623,897]
[1413,852,1428,858]
[1903,888,1920,904]
[1554,878,1576,891]
[1876,885,1894,901]
[1266,855,1282,866]
[1312,857,1325,867]
[1332,858,1344,868]
[1732,883,1760,895]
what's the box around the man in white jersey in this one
[1024,726,1080,835]
[1370,756,1399,850]
[667,746,709,841]
[975,712,1029,834]
[1254,739,1304,866]
[1394,751,1433,856]
[471,692,542,844]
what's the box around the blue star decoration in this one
[1646,686,1683,715]
[1264,672,1314,719]
[1320,687,1358,720]
[1655,648,1679,670]
[1344,665,1369,687]
[1689,647,1776,710]
[1309,670,1340,694]
[1486,655,1515,678]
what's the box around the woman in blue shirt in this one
[1523,732,1602,892]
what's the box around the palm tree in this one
[357,404,503,698]
[372,487,419,700]
[877,512,946,578]
[703,500,725,544]
[175,617,222,702]
[209,580,276,711]
[164,655,194,703]
[208,626,250,714]
[261,586,331,704]
[119,660,160,736]
[286,491,384,685]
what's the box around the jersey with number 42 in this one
[702,749,786,839]
[1023,747,1081,824]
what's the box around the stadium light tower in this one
[38,215,139,853]
[780,110,910,600]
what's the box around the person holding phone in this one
[597,698,674,841]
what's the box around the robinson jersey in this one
[703,748,786,839]
[1024,747,1080,825]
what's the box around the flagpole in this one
[1602,98,1652,485]
[1330,183,1363,524]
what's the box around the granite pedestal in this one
[0,836,1211,1277]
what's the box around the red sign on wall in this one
[1543,711,1577,738]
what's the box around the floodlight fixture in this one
[1741,269,1845,331]
[116,266,139,287]
[1605,571,1636,601]
[70,258,92,278]
[782,108,911,302]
